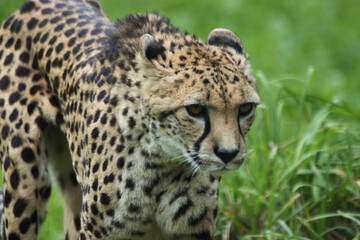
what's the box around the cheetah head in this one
[139,29,260,175]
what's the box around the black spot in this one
[3,156,10,171]
[106,209,114,217]
[40,32,49,43]
[213,206,218,219]
[46,59,51,72]
[100,193,110,205]
[55,3,66,8]
[78,28,89,38]
[41,8,54,15]
[94,231,102,238]
[110,116,116,126]
[54,23,65,32]
[49,96,60,108]
[84,39,95,46]
[64,51,70,60]
[125,178,135,191]
[27,101,38,115]
[5,37,14,48]
[68,37,76,47]
[15,66,31,77]
[66,18,77,24]
[91,128,99,139]
[102,159,108,171]
[30,85,43,95]
[49,36,57,45]
[4,190,12,207]
[31,166,39,179]
[11,135,22,148]
[92,178,98,191]
[21,147,35,163]
[33,32,41,43]
[10,170,20,189]
[91,28,102,35]
[30,210,37,223]
[74,216,81,230]
[0,76,10,90]
[55,42,64,54]
[10,19,23,33]
[128,203,140,213]
[18,83,26,91]
[27,17,39,30]
[3,15,14,30]
[117,157,125,169]
[45,48,53,58]
[54,76,60,89]
[35,116,47,130]
[91,203,99,215]
[32,74,42,82]
[94,110,101,122]
[115,144,124,153]
[2,125,9,139]
[38,19,48,28]
[13,198,27,217]
[110,96,118,106]
[100,114,107,125]
[39,186,51,199]
[20,1,36,13]
[92,163,99,173]
[73,43,82,55]
[8,233,20,240]
[14,39,22,50]
[4,53,14,65]
[19,52,30,63]
[9,92,20,104]
[128,117,136,129]
[65,29,75,37]
[9,109,18,122]
[62,10,73,17]
[80,233,86,240]
[19,218,31,234]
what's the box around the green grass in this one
[215,69,360,239]
[1,0,359,239]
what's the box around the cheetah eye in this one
[238,103,256,118]
[185,104,207,118]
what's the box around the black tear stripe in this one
[237,110,245,143]
[193,113,210,164]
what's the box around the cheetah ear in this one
[140,34,166,61]
[208,28,244,54]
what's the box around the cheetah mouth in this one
[189,152,246,174]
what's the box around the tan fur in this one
[0,0,259,239]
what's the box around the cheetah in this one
[0,0,260,239]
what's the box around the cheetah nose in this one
[213,146,239,164]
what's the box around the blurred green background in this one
[0,0,359,239]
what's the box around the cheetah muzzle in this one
[0,0,260,239]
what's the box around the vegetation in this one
[0,0,359,239]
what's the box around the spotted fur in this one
[0,0,259,239]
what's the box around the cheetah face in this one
[140,29,260,174]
